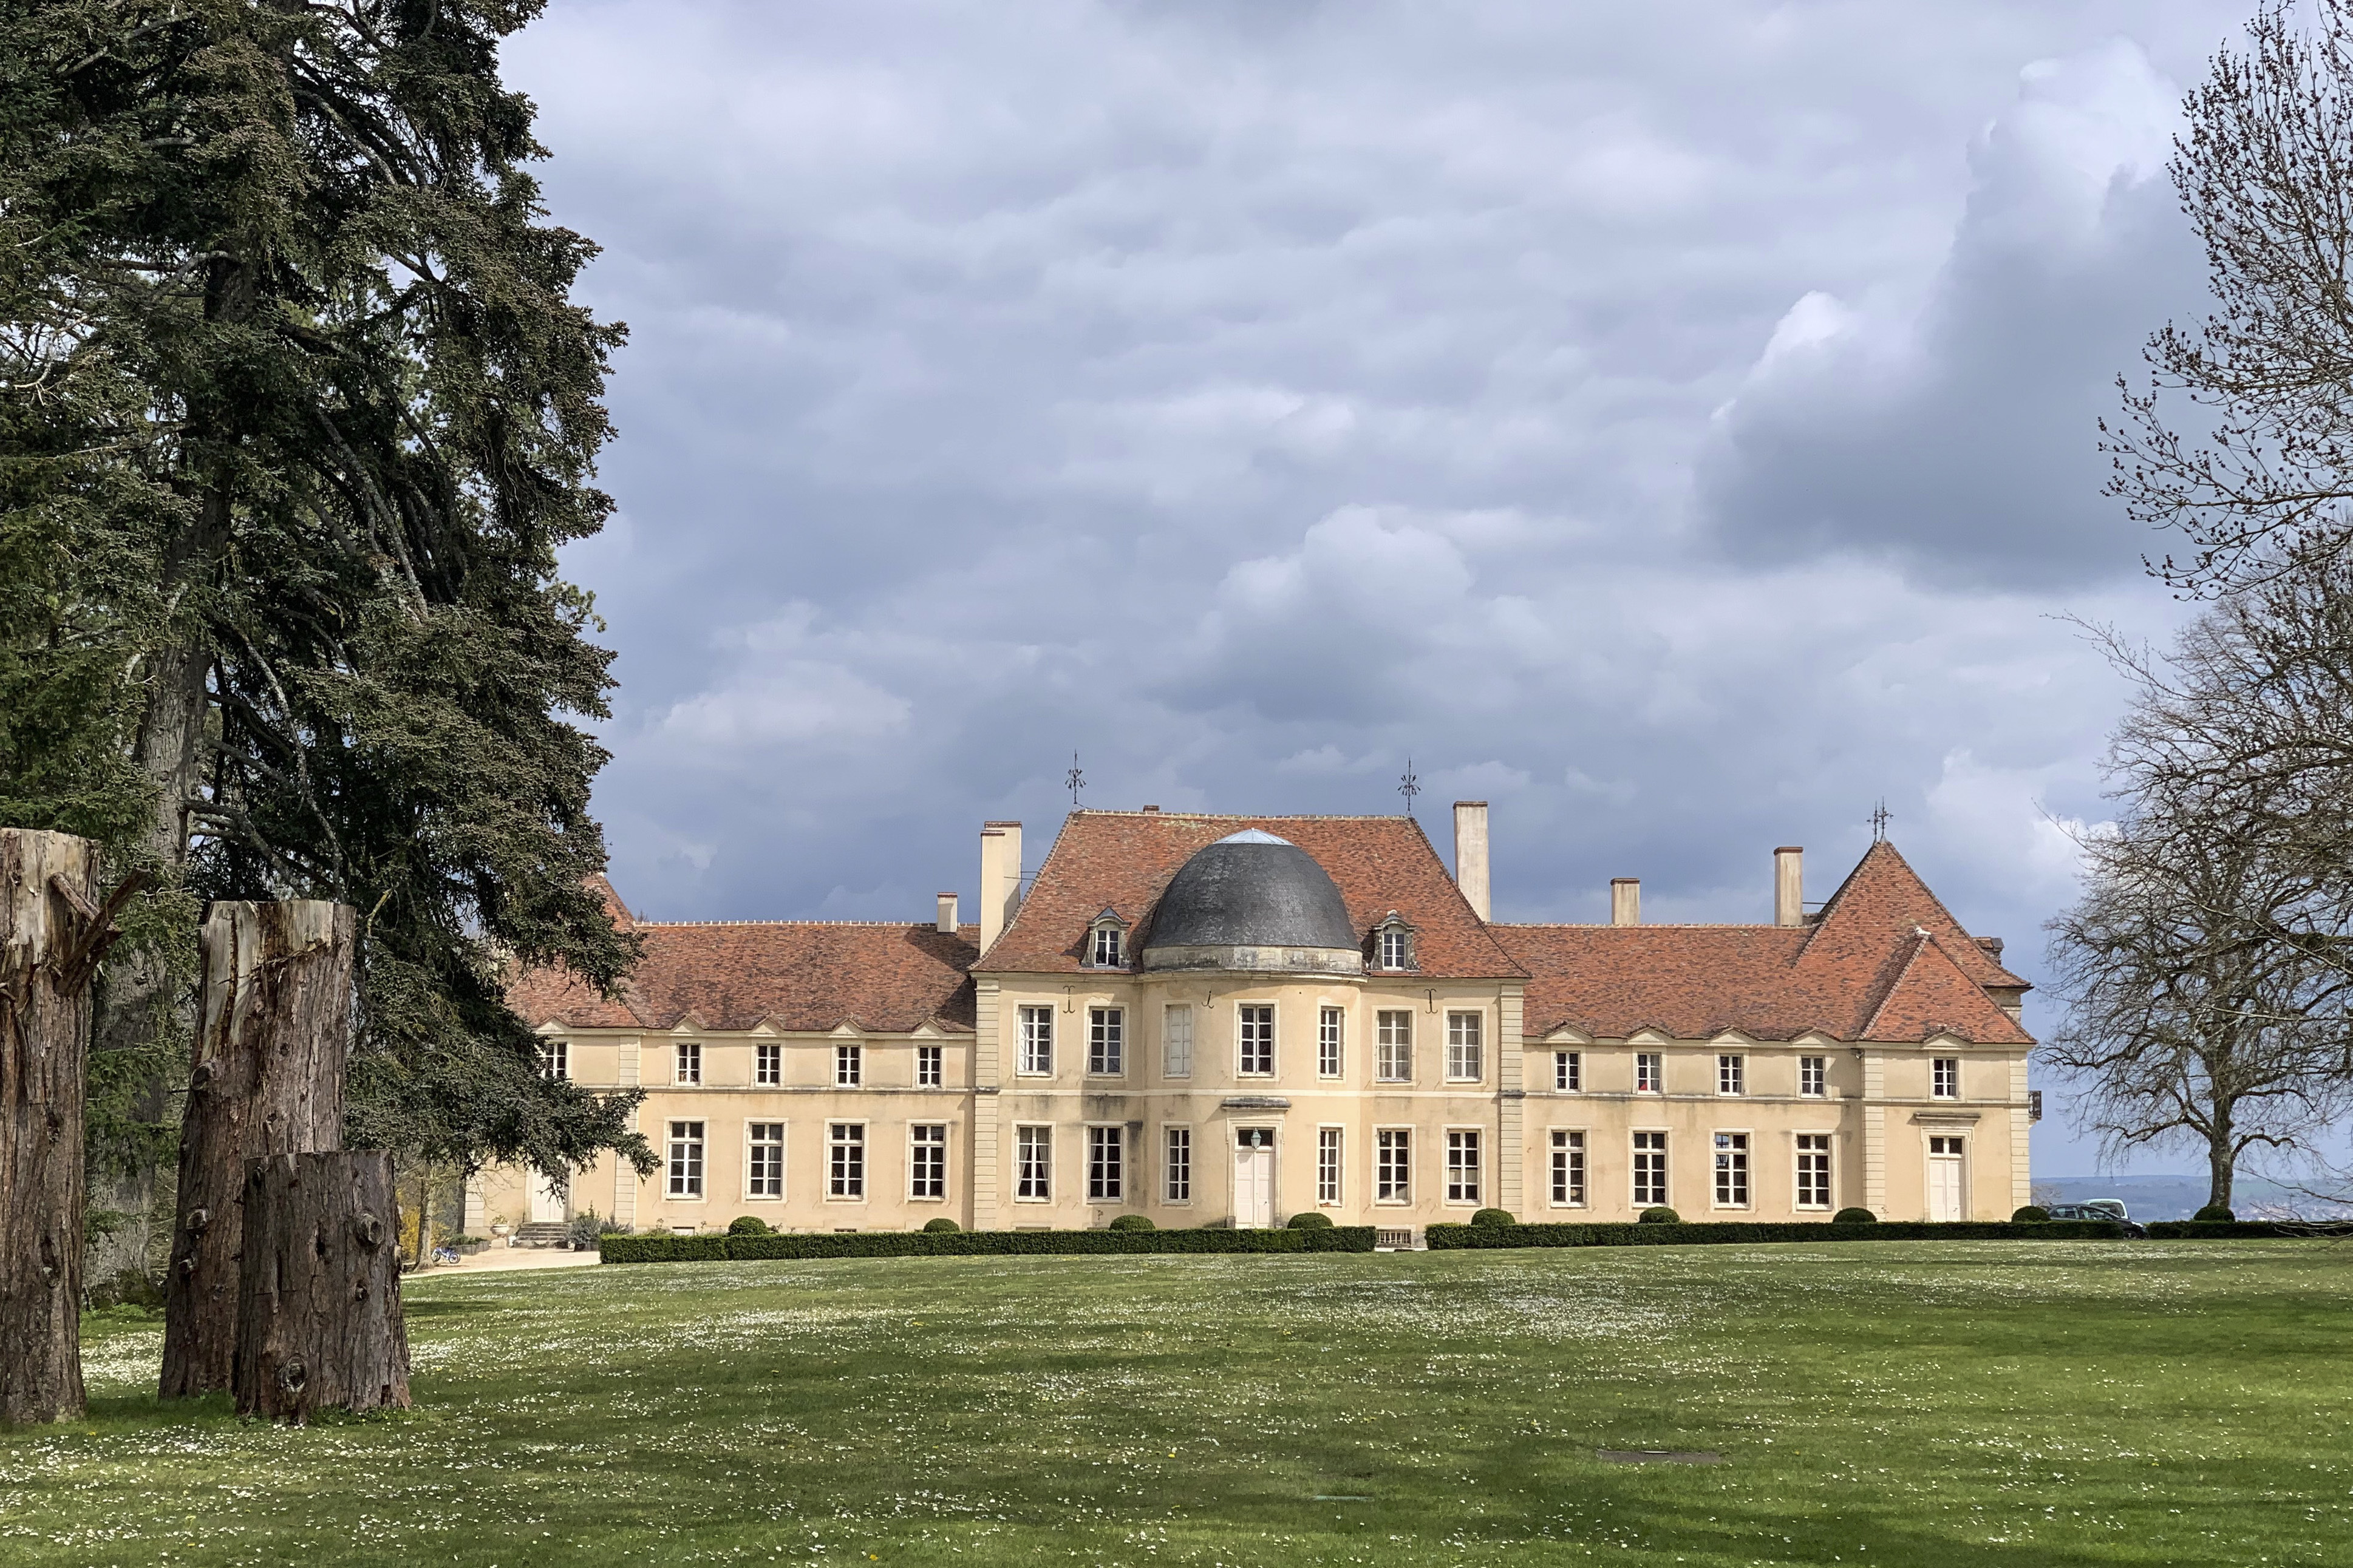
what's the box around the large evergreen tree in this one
[0,0,651,1203]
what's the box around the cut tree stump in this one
[234,1151,410,1424]
[160,901,355,1399]
[0,830,113,1425]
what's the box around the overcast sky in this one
[505,1,2255,1176]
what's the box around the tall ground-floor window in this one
[1445,1129,1481,1204]
[828,1122,865,1199]
[910,1123,947,1200]
[747,1122,785,1199]
[1088,1125,1124,1200]
[1795,1133,1832,1209]
[667,1121,705,1198]
[1316,1127,1343,1204]
[1376,1129,1411,1202]
[1016,1125,1052,1200]
[1713,1132,1750,1207]
[1163,1125,1191,1202]
[1549,1128,1585,1207]
[1632,1130,1668,1208]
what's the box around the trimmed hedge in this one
[1424,1219,2131,1249]
[2146,1220,2353,1239]
[600,1224,1378,1263]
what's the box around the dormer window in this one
[1088,910,1128,968]
[1374,913,1415,972]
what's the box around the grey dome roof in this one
[1143,831,1359,955]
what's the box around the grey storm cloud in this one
[504,1,2259,1172]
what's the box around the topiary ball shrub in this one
[728,1215,772,1235]
[1832,1206,1878,1225]
[922,1217,961,1232]
[1470,1207,1517,1227]
[1287,1212,1335,1229]
[2194,1204,2237,1223]
[2011,1205,2051,1223]
[1108,1213,1155,1231]
[1637,1206,1681,1225]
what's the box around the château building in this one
[471,806,2035,1241]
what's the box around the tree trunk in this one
[0,830,107,1424]
[2208,1100,2236,1212]
[160,901,353,1399]
[233,1152,410,1424]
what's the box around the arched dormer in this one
[1086,908,1131,969]
[1371,911,1417,973]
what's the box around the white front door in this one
[1927,1137,1964,1222]
[1233,1128,1276,1228]
[530,1172,568,1224]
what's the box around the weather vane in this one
[1066,751,1086,807]
[1398,755,1421,816]
[1870,798,1892,841]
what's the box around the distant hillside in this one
[2034,1173,2353,1222]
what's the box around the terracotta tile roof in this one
[982,811,1526,979]
[509,920,979,1035]
[1495,841,2031,1046]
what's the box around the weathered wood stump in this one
[0,830,112,1424]
[160,901,354,1398]
[233,1151,410,1424]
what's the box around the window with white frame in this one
[1718,1054,1745,1096]
[1162,1004,1193,1078]
[539,1039,568,1080]
[747,1122,785,1199]
[1238,1004,1275,1075]
[1632,1130,1668,1207]
[1635,1051,1662,1093]
[917,1043,943,1087]
[1088,1007,1124,1075]
[910,1124,947,1200]
[1932,1056,1960,1099]
[1018,1006,1054,1076]
[828,1122,865,1198]
[1446,1012,1484,1081]
[1376,1128,1411,1202]
[835,1042,862,1087]
[755,1041,781,1086]
[1549,1129,1586,1206]
[667,1120,706,1198]
[1800,1054,1827,1098]
[675,1040,701,1085]
[1377,919,1414,971]
[1796,1133,1832,1209]
[1554,1050,1580,1091]
[1713,1132,1750,1207]
[1091,922,1124,968]
[1376,1010,1412,1082]
[1163,1125,1191,1202]
[1016,1124,1052,1200]
[1316,1127,1343,1204]
[1318,1008,1344,1078]
[1086,1125,1123,1201]
[1445,1129,1482,1204]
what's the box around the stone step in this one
[513,1221,573,1247]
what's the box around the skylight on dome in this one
[1216,829,1293,846]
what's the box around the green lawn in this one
[7,1241,2349,1566]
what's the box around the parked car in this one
[2045,1201,2147,1237]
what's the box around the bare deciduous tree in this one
[2046,812,2352,1211]
[2106,0,2353,592]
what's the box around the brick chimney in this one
[1611,878,1640,926]
[1452,801,1491,921]
[978,821,1023,952]
[1774,846,1803,928]
[936,892,959,934]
